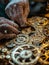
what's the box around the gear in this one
[39,44,49,64]
[14,34,29,45]
[11,44,40,65]
[43,24,49,37]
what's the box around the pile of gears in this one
[0,17,49,65]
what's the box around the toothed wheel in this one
[11,44,40,65]
[6,40,16,49]
[21,27,35,35]
[27,17,48,27]
[42,38,49,45]
[43,24,49,37]
[39,44,49,64]
[14,34,29,45]
[30,32,45,45]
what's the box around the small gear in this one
[30,31,45,47]
[6,40,16,49]
[14,34,29,45]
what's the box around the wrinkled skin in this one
[5,0,30,27]
[0,17,20,40]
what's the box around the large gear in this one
[11,44,40,65]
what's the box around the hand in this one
[0,17,20,40]
[5,0,30,27]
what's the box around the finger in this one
[5,1,27,27]
[15,5,27,27]
[0,17,19,28]
[24,0,30,18]
[3,34,17,39]
[5,2,18,21]
[0,33,16,40]
[0,33,4,40]
[0,24,20,34]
